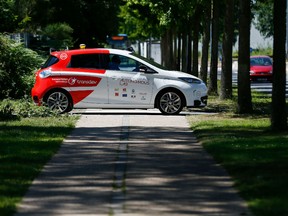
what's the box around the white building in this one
[250,24,273,49]
[233,23,273,52]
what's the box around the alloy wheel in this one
[46,91,70,113]
[159,91,182,114]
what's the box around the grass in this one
[0,116,78,216]
[188,92,288,216]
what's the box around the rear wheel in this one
[45,90,72,113]
[158,91,183,115]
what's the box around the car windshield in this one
[250,57,272,66]
[130,53,168,70]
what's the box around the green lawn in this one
[0,116,77,216]
[188,94,288,216]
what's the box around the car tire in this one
[44,90,73,113]
[157,90,184,115]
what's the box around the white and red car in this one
[32,48,208,114]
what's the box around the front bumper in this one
[188,96,208,108]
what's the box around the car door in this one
[64,53,109,104]
[106,54,153,105]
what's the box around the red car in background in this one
[250,56,273,82]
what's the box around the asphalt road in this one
[15,111,252,216]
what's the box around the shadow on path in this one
[15,115,252,216]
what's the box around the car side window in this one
[68,54,105,69]
[42,55,59,69]
[107,54,140,72]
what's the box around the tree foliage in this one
[30,0,121,47]
[1,0,121,47]
[42,23,74,49]
[253,0,273,38]
[0,0,18,32]
[118,1,160,41]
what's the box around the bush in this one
[0,99,17,121]
[0,34,44,99]
[0,99,61,120]
[12,99,60,118]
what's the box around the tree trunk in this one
[208,0,220,95]
[192,10,200,77]
[177,32,181,71]
[173,31,178,70]
[161,32,167,66]
[161,29,173,69]
[187,29,192,74]
[271,0,287,131]
[237,0,253,113]
[200,0,211,84]
[147,37,151,59]
[220,0,234,99]
[182,32,188,72]
[138,41,141,56]
[168,28,174,69]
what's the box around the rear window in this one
[42,55,59,69]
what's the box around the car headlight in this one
[250,70,255,75]
[179,77,202,84]
[39,70,52,78]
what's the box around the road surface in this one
[15,111,252,216]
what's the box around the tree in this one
[14,0,37,31]
[119,0,206,71]
[30,0,121,47]
[237,0,253,114]
[253,0,273,38]
[191,5,202,77]
[42,23,74,50]
[208,0,220,95]
[0,0,18,32]
[200,0,211,84]
[220,0,234,99]
[118,2,160,41]
[271,0,287,131]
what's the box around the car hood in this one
[250,65,272,72]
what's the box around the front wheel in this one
[158,91,183,115]
[45,91,72,113]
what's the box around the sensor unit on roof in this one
[111,36,124,40]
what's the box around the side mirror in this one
[139,65,157,74]
[139,65,147,73]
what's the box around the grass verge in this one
[188,93,288,216]
[0,116,78,216]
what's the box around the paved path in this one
[15,112,252,216]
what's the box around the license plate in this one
[257,78,268,81]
